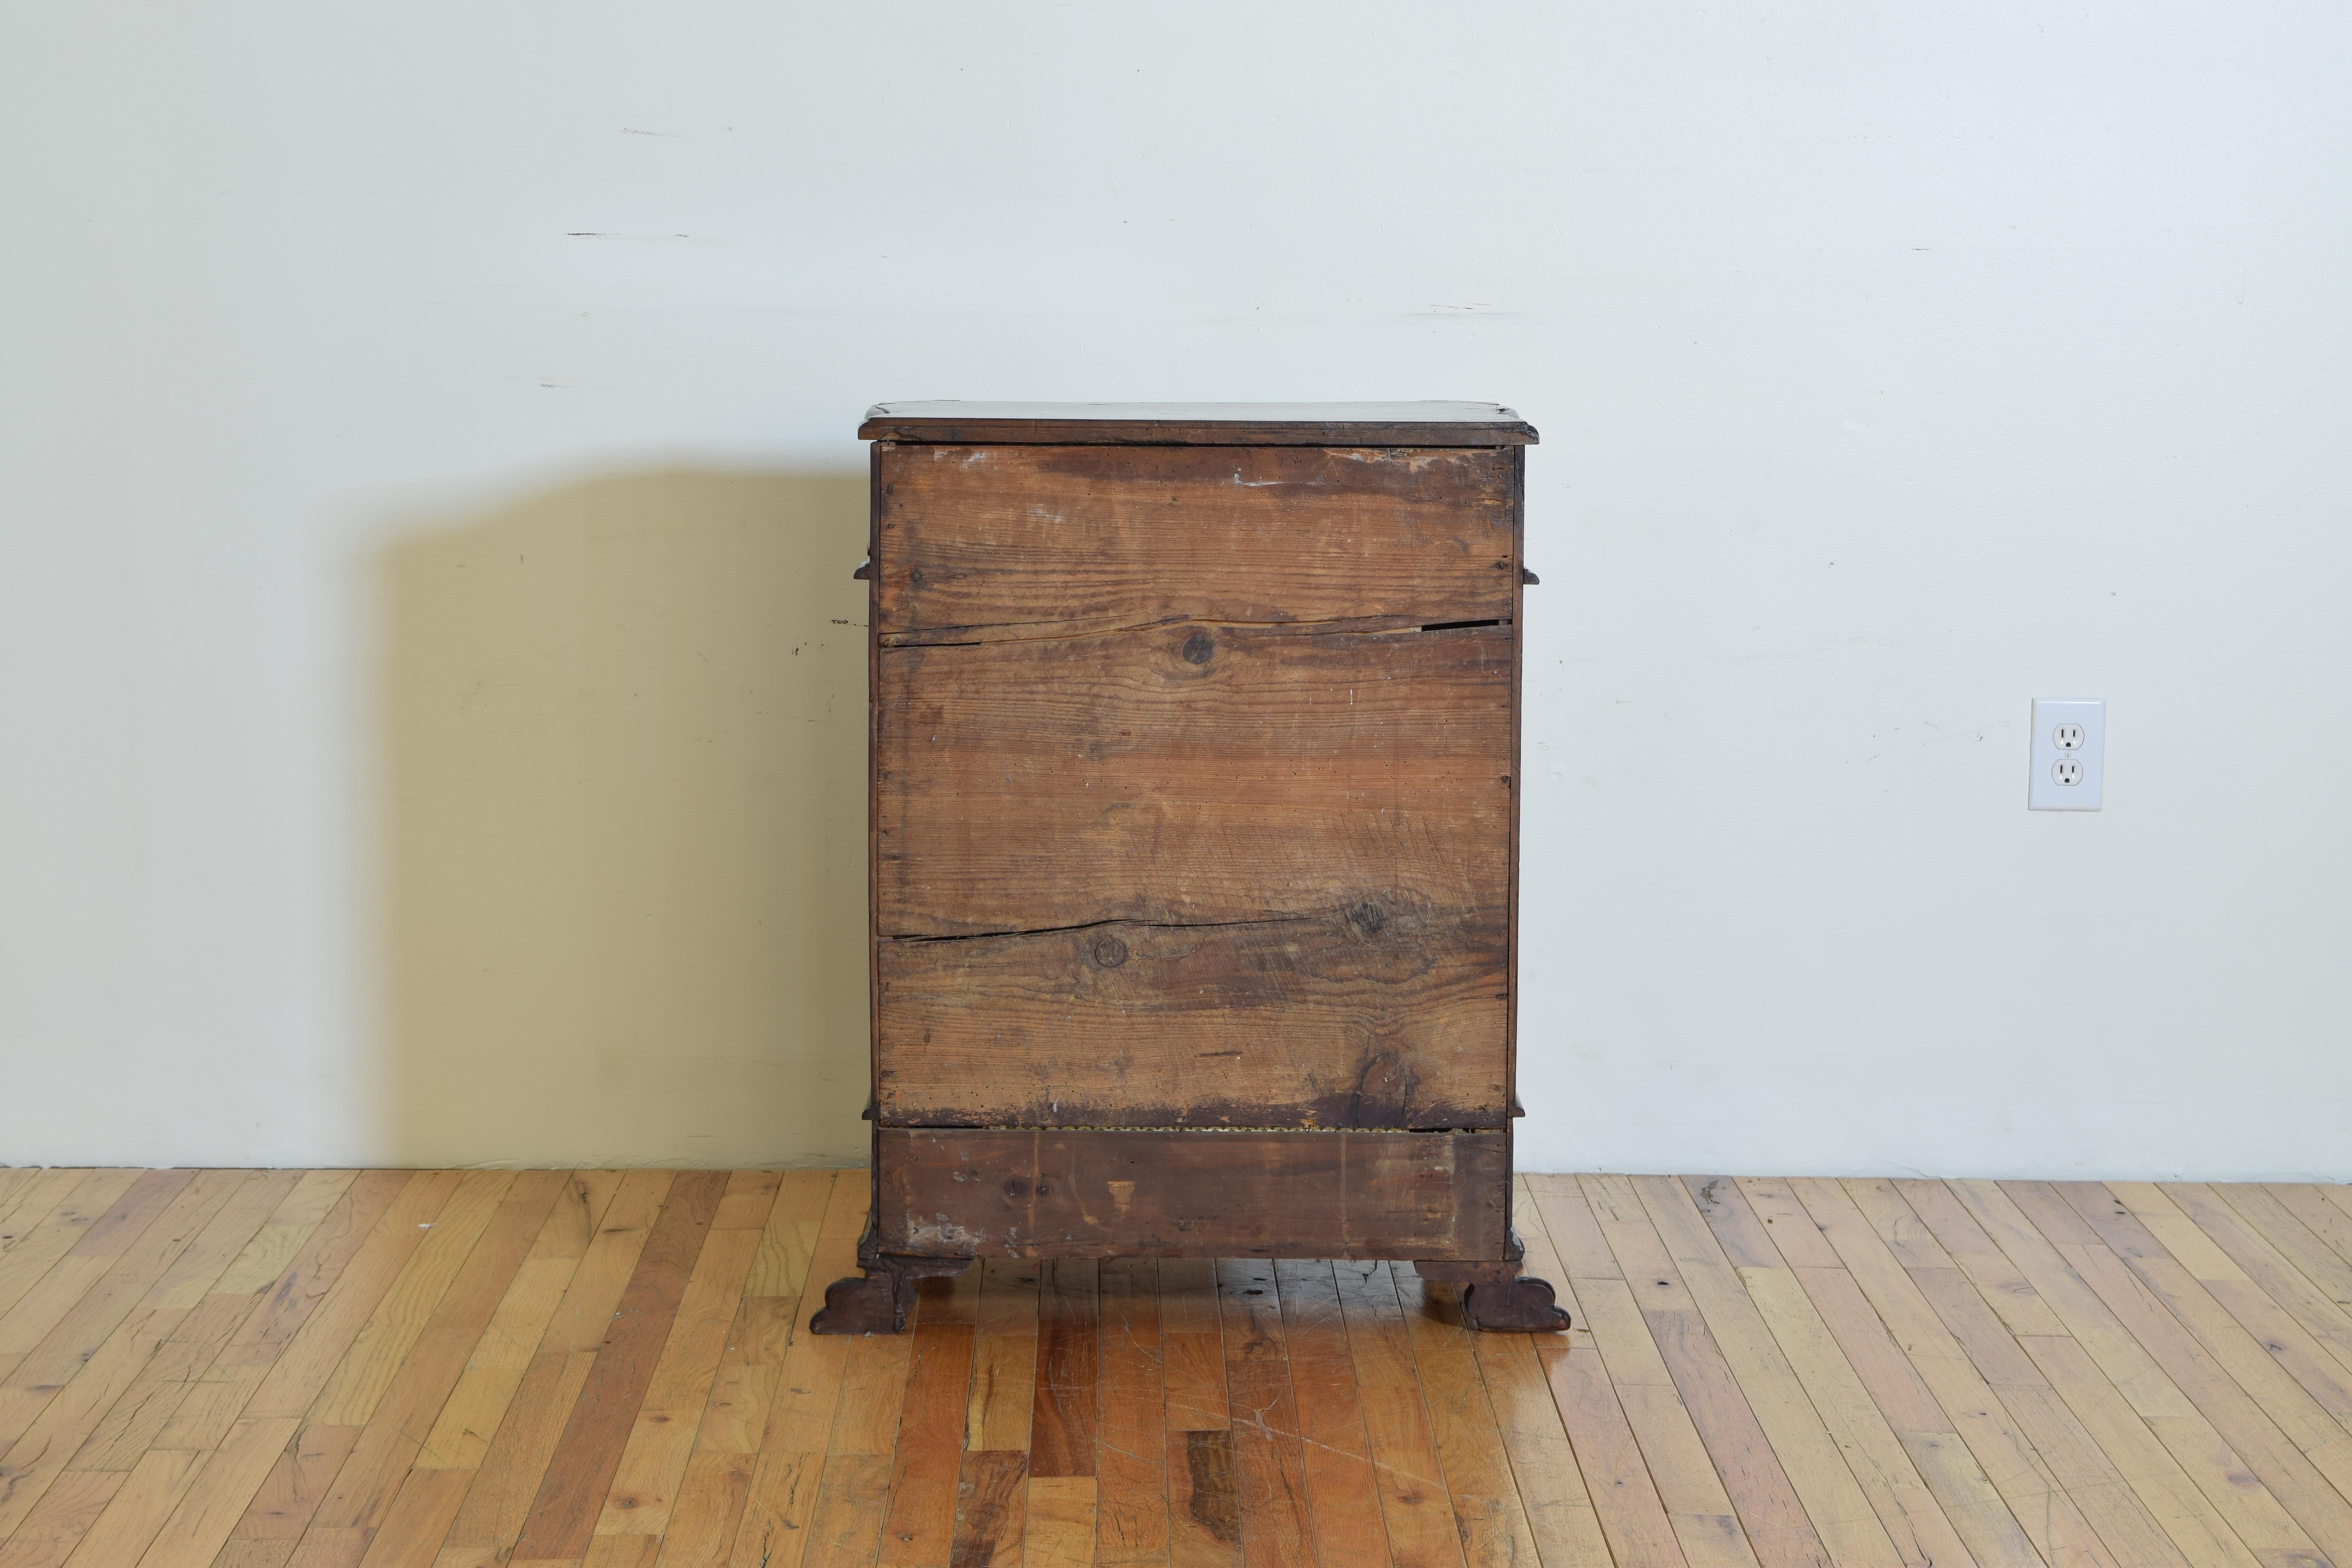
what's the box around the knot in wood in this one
[1348,900,1388,934]
[1180,631,1216,665]
[1091,935,1130,968]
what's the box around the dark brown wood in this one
[808,1230,975,1337]
[949,1451,1029,1568]
[874,443,1515,639]
[874,1129,1510,1260]
[1180,1431,1241,1547]
[1504,441,1527,1268]
[876,903,1508,1130]
[864,441,889,1334]
[853,403,1538,1331]
[1026,1261,1099,1478]
[860,401,1537,446]
[877,621,1512,936]
[1412,1256,1570,1333]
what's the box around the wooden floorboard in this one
[2,1171,2349,1568]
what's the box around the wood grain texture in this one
[1269,1262,1385,1568]
[878,1275,979,1567]
[873,443,1514,641]
[211,1172,415,1383]
[0,1177,387,1546]
[875,903,1507,1130]
[1158,1264,1237,1568]
[859,402,1537,447]
[1949,1179,2323,1568]
[875,1130,1510,1260]
[798,1452,893,1568]
[0,1169,203,1376]
[1685,1180,1980,1568]
[296,1174,570,1554]
[244,1171,466,1422]
[1470,1311,1613,1568]
[1540,1176,1801,1568]
[876,621,1511,936]
[439,1174,668,1555]
[1330,1261,1472,1568]
[725,1175,863,1568]
[0,1173,144,1332]
[965,1261,1039,1455]
[1024,1475,1097,1568]
[1093,1259,1163,1568]
[948,1451,1027,1568]
[1791,1180,2125,1568]
[1026,1264,1097,1481]
[866,426,1523,1295]
[309,1171,518,1427]
[1213,1263,1310,1568]
[1388,1261,1544,1568]
[0,1468,122,1568]
[594,1222,766,1539]
[1897,1182,2271,1568]
[5,1169,2352,1568]
[512,1172,726,1563]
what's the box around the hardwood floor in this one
[3,1171,2351,1568]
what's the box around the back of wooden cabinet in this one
[869,442,1522,1139]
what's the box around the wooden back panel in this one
[871,441,1519,1132]
[874,443,1515,639]
[877,620,1511,933]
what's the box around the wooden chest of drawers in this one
[812,402,1565,1334]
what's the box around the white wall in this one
[4,3,2347,1176]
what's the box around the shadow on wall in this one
[379,470,872,1167]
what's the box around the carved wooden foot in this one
[808,1252,973,1335]
[1413,1258,1571,1333]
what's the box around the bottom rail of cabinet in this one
[806,1126,1568,1335]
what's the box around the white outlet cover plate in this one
[2029,698,2105,811]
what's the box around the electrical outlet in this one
[2029,699,2104,810]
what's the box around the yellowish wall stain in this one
[380,470,871,1166]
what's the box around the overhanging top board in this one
[859,401,1538,446]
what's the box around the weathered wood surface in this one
[860,402,1537,447]
[875,904,1508,1130]
[865,428,1525,1278]
[872,443,1516,639]
[873,1131,1510,1260]
[876,621,1512,936]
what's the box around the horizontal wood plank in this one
[877,904,1506,1131]
[874,1130,1508,1260]
[873,443,1515,638]
[878,622,1512,935]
